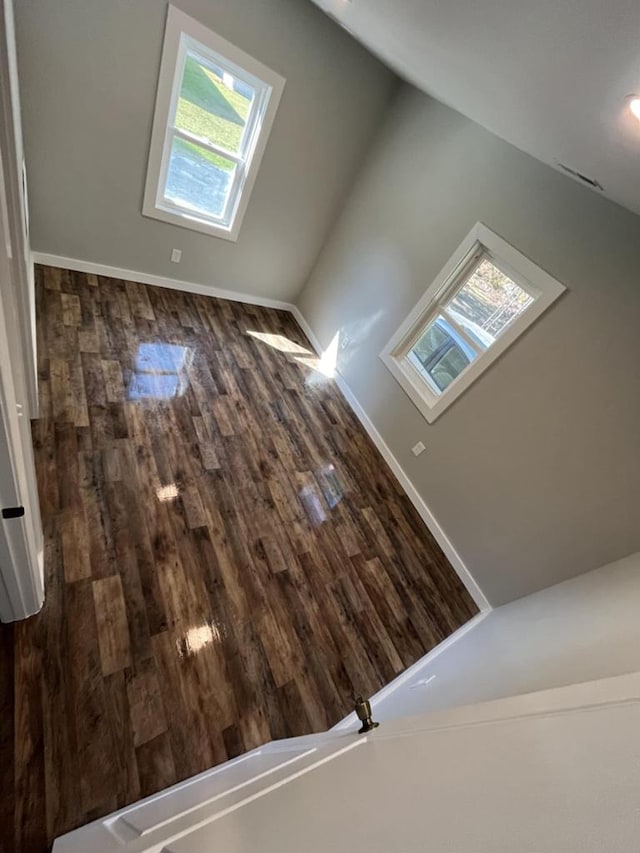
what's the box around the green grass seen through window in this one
[173,55,252,171]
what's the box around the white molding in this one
[0,0,38,418]
[52,735,357,851]
[291,305,490,614]
[380,222,566,423]
[330,610,489,731]
[289,306,326,360]
[0,225,44,620]
[0,0,43,621]
[32,253,296,311]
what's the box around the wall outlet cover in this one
[171,248,182,263]
[412,441,426,457]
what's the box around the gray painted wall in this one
[298,85,640,605]
[14,0,397,302]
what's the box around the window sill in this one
[141,201,239,242]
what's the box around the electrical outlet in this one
[340,333,350,350]
[412,441,426,457]
[171,248,182,263]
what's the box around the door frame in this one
[0,0,44,622]
[0,0,38,418]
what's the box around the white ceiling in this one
[313,0,640,215]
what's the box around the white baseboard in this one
[290,306,490,614]
[289,306,325,359]
[32,252,296,312]
[32,254,489,613]
[331,610,489,730]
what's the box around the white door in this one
[53,672,640,852]
[0,0,39,417]
[0,0,43,621]
[0,270,43,620]
[0,148,43,620]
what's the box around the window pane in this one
[164,137,236,219]
[174,53,255,155]
[447,258,534,344]
[406,314,476,394]
[429,345,470,391]
[410,319,449,363]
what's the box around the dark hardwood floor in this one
[0,265,477,852]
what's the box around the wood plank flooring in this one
[0,266,477,852]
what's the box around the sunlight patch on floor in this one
[296,331,340,380]
[178,622,222,658]
[246,330,312,355]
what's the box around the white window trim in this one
[380,223,566,423]
[142,6,285,242]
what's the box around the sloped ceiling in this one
[313,0,640,215]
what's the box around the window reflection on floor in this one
[127,342,193,401]
[316,464,343,509]
[298,484,327,526]
[298,464,345,527]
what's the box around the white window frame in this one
[380,223,566,423]
[142,6,285,242]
